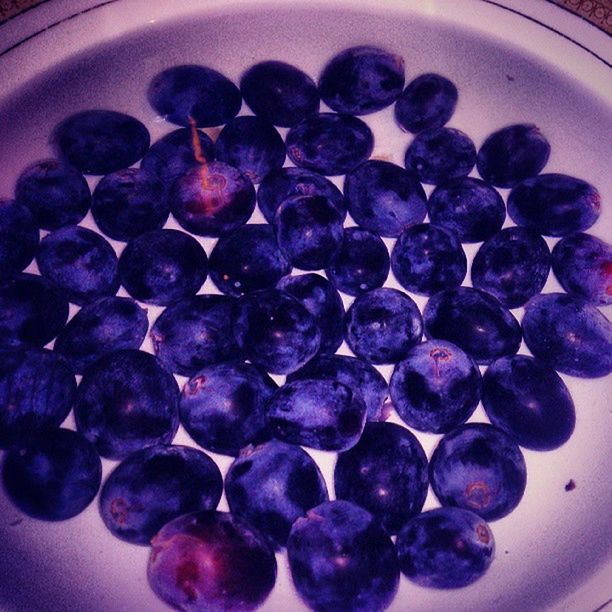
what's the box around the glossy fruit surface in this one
[0,199,39,278]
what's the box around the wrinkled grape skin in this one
[0,199,39,278]
[396,507,494,589]
[482,355,575,450]
[551,232,612,305]
[522,292,612,378]
[334,422,428,534]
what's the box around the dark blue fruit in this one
[0,273,69,349]
[52,110,150,175]
[390,340,481,434]
[74,349,179,459]
[118,229,207,306]
[344,160,427,237]
[100,444,222,545]
[552,232,612,305]
[225,439,328,548]
[209,224,291,296]
[274,194,344,270]
[54,296,148,374]
[15,158,90,230]
[507,173,601,236]
[429,423,527,520]
[471,227,551,308]
[257,166,344,224]
[180,361,276,456]
[394,73,458,133]
[482,354,575,450]
[476,123,550,188]
[277,273,345,354]
[287,500,399,612]
[344,287,423,364]
[286,113,374,176]
[334,422,428,534]
[404,127,476,185]
[0,199,38,278]
[427,176,505,243]
[36,225,119,306]
[391,223,467,296]
[266,379,366,451]
[318,46,405,115]
[0,348,75,448]
[91,167,168,242]
[148,511,276,611]
[147,64,242,127]
[240,60,320,127]
[326,226,389,296]
[150,294,240,376]
[396,507,494,588]
[288,353,388,422]
[169,161,256,236]
[424,287,522,365]
[522,292,612,378]
[215,115,286,184]
[233,288,320,374]
[2,427,101,521]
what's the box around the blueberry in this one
[394,73,458,133]
[54,296,148,374]
[318,46,405,115]
[180,361,276,456]
[147,65,242,127]
[482,354,575,450]
[257,166,345,224]
[74,349,179,459]
[507,173,600,236]
[52,110,150,175]
[344,287,423,365]
[389,340,482,434]
[429,423,527,520]
[36,225,119,306]
[225,440,328,549]
[471,227,551,308]
[118,229,208,306]
[277,273,345,354]
[476,123,550,188]
[150,294,240,377]
[522,292,612,378]
[215,116,286,184]
[266,379,366,452]
[274,194,344,270]
[0,273,69,349]
[100,444,222,545]
[209,224,291,296]
[427,176,506,243]
[169,161,256,237]
[326,226,389,296]
[233,288,321,374]
[15,158,90,230]
[0,348,75,449]
[334,422,428,534]
[391,223,467,296]
[288,353,388,422]
[552,233,612,305]
[91,167,168,242]
[286,113,374,176]
[0,199,38,278]
[344,160,427,238]
[2,428,101,521]
[240,60,320,127]
[424,287,522,365]
[148,510,276,611]
[396,507,494,588]
[287,500,399,612]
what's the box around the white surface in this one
[0,1,610,611]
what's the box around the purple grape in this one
[0,199,39,278]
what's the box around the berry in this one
[0,199,38,278]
